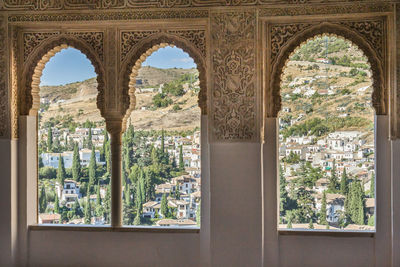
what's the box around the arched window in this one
[37,47,109,225]
[122,45,201,227]
[277,35,375,231]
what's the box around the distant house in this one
[39,213,61,224]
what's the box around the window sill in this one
[278,229,375,237]
[29,224,200,233]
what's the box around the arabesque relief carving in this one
[0,15,9,138]
[211,11,256,141]
[0,0,394,11]
[267,21,386,120]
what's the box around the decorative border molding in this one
[260,2,394,17]
[8,10,209,22]
[0,15,9,138]
[119,30,207,131]
[211,11,257,141]
[396,3,400,139]
[266,20,386,118]
[1,0,395,11]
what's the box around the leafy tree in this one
[103,184,111,224]
[174,181,181,200]
[47,126,53,152]
[179,145,184,171]
[54,193,59,214]
[84,186,92,224]
[100,131,108,162]
[340,168,349,195]
[88,147,97,188]
[39,186,47,213]
[134,180,143,225]
[87,128,93,149]
[279,164,289,216]
[161,193,169,218]
[39,167,57,179]
[320,191,328,225]
[308,219,314,229]
[57,155,66,185]
[72,142,81,181]
[72,198,83,218]
[38,155,44,168]
[368,214,375,226]
[370,173,375,198]
[328,160,339,192]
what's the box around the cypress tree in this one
[320,191,328,225]
[308,219,314,229]
[279,164,288,216]
[161,193,169,218]
[370,173,375,198]
[87,127,93,149]
[84,186,92,224]
[328,159,338,192]
[54,193,60,214]
[88,147,97,187]
[105,141,111,174]
[340,168,348,195]
[47,126,53,152]
[151,147,159,165]
[161,129,165,155]
[39,186,47,213]
[287,215,292,229]
[134,180,143,225]
[72,142,81,181]
[174,181,181,200]
[73,198,82,218]
[179,145,184,171]
[101,131,108,162]
[103,183,111,224]
[57,155,66,185]
[96,183,101,206]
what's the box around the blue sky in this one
[40,46,196,86]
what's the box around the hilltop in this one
[39,66,200,131]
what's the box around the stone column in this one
[108,120,122,227]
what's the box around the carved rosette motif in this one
[119,29,207,132]
[121,31,159,62]
[67,32,105,61]
[211,11,256,141]
[0,15,9,138]
[24,32,59,62]
[267,21,386,119]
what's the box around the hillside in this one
[39,66,200,131]
[280,36,374,141]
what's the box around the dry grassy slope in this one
[39,67,200,131]
[280,40,375,140]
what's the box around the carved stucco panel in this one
[0,15,10,138]
[211,11,256,141]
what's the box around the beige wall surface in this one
[0,1,398,267]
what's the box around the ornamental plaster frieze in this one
[211,11,257,141]
[0,15,10,139]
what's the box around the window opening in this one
[38,47,110,225]
[278,35,375,231]
[122,46,201,228]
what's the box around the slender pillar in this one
[109,122,122,227]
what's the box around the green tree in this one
[179,145,184,171]
[134,180,143,225]
[88,147,97,187]
[39,186,47,213]
[370,173,375,198]
[103,184,111,224]
[87,127,93,149]
[72,198,83,218]
[161,193,169,218]
[57,155,66,185]
[328,160,339,192]
[320,191,328,225]
[279,164,289,216]
[54,193,60,214]
[340,168,348,195]
[84,187,92,224]
[308,219,314,229]
[100,131,108,162]
[174,181,181,200]
[72,142,81,181]
[47,126,53,152]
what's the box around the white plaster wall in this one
[28,231,200,267]
[210,143,262,267]
[0,139,13,266]
[279,236,374,267]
